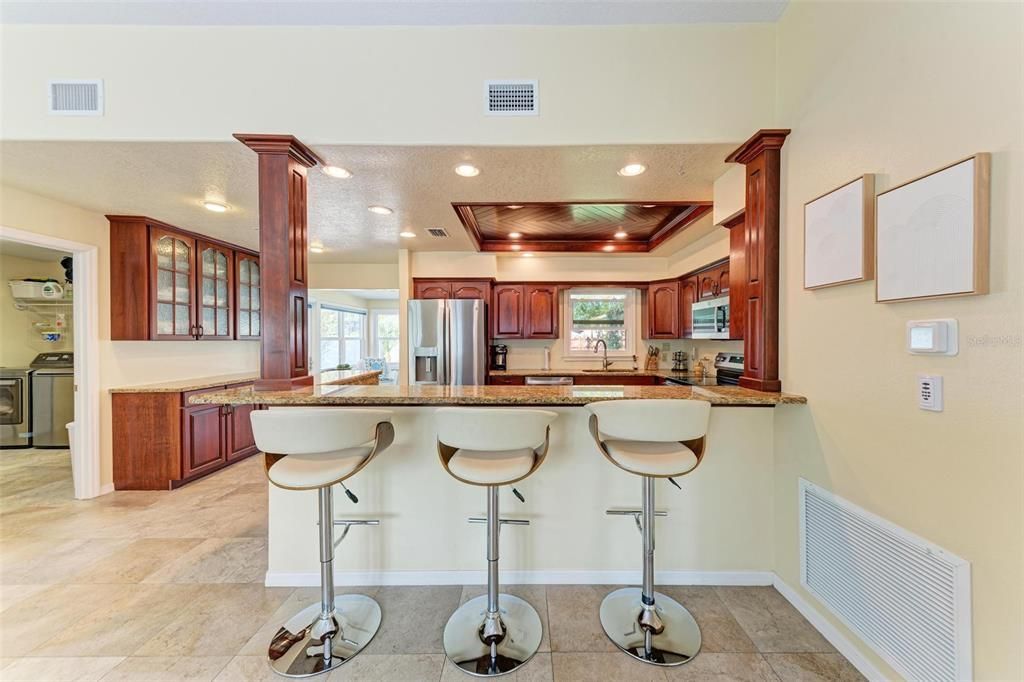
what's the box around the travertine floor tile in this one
[70,538,205,584]
[362,585,462,655]
[143,537,267,584]
[714,587,834,653]
[211,656,277,681]
[0,583,48,613]
[545,585,618,653]
[328,653,445,681]
[0,537,131,584]
[0,655,124,681]
[551,652,667,682]
[100,655,232,681]
[658,586,757,653]
[763,653,866,682]
[663,652,781,681]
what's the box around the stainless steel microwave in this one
[691,295,730,339]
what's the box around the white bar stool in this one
[435,407,558,677]
[251,408,394,678]
[586,399,711,667]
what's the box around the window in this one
[319,306,366,369]
[563,288,636,358]
[373,310,400,364]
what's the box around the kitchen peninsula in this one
[192,382,804,587]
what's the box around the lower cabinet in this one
[113,381,260,490]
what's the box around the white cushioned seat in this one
[448,447,536,485]
[267,443,373,489]
[602,440,699,477]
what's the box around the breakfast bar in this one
[193,383,805,588]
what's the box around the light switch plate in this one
[918,374,943,411]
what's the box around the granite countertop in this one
[111,369,381,393]
[188,383,806,407]
[489,368,710,380]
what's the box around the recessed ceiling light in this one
[368,205,393,215]
[454,164,480,177]
[510,244,521,251]
[602,244,615,252]
[614,230,628,239]
[509,232,522,239]
[309,245,325,254]
[618,163,647,177]
[322,165,352,179]
[507,205,523,209]
[399,231,416,238]
[642,204,657,208]
[522,252,534,258]
[202,201,228,213]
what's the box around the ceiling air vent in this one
[485,80,538,116]
[48,80,104,116]
[427,227,450,238]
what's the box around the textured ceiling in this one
[0,0,789,26]
[0,141,735,263]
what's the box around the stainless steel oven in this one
[691,295,730,339]
[0,368,32,449]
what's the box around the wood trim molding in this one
[725,129,791,165]
[452,204,484,250]
[233,134,322,168]
[647,203,714,251]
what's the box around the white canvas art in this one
[876,156,986,302]
[804,176,872,289]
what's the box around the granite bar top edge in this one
[111,368,381,393]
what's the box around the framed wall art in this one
[875,154,990,303]
[804,175,875,289]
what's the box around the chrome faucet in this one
[594,339,613,370]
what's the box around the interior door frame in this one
[0,225,102,499]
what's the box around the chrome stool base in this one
[268,594,382,678]
[443,594,543,677]
[599,587,701,667]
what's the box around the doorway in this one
[0,226,101,499]
[308,289,400,383]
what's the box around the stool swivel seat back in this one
[435,407,558,677]
[251,408,394,678]
[586,399,711,667]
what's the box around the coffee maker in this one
[490,344,508,371]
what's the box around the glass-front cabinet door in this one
[196,240,234,340]
[150,228,196,339]
[235,253,261,339]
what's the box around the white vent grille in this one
[426,227,450,238]
[799,479,971,681]
[48,80,103,115]
[485,80,538,116]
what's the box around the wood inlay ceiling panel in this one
[453,201,712,253]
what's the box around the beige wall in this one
[773,2,1024,680]
[0,252,73,366]
[308,263,399,290]
[0,184,260,486]
[1,24,775,145]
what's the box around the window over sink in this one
[563,288,637,359]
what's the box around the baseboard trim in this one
[265,569,775,588]
[772,576,888,682]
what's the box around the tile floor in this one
[0,449,863,681]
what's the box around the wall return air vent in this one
[485,80,538,116]
[48,80,104,115]
[426,227,450,238]
[799,479,971,681]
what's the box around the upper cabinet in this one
[524,284,559,338]
[697,260,730,300]
[492,284,525,338]
[413,280,451,299]
[110,216,259,341]
[412,278,491,301]
[645,280,680,339]
[235,252,261,340]
[679,276,699,339]
[451,280,492,301]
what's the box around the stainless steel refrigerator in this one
[408,299,487,385]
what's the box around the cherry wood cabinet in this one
[112,381,260,490]
[679,276,700,338]
[412,278,492,301]
[697,260,730,300]
[452,280,492,301]
[492,284,525,338]
[235,251,262,339]
[727,215,746,340]
[524,285,559,338]
[110,216,259,341]
[413,280,452,299]
[645,280,681,339]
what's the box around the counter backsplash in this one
[499,337,743,373]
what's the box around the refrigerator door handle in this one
[442,301,451,385]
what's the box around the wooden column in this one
[234,134,320,391]
[725,129,790,392]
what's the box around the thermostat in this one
[906,319,958,355]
